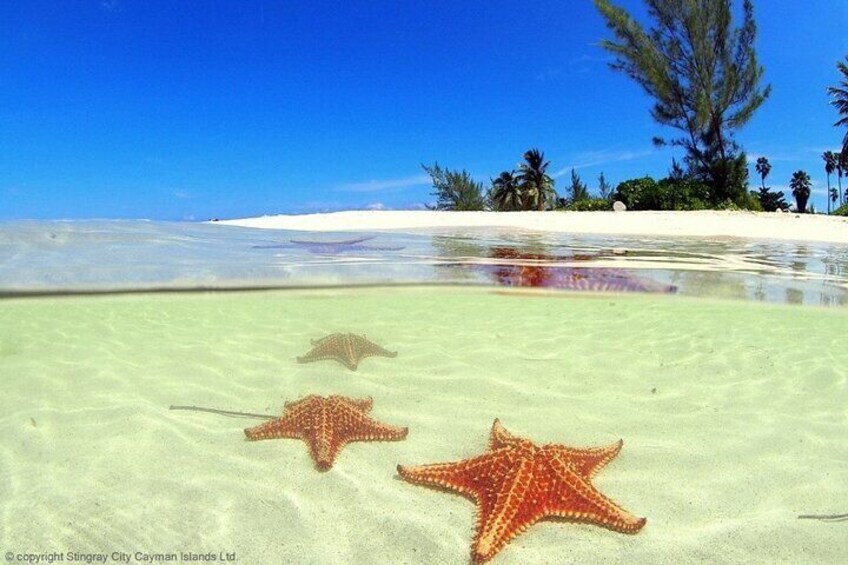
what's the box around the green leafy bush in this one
[755,187,788,212]
[833,203,848,216]
[613,176,712,210]
[564,198,612,211]
[612,177,658,210]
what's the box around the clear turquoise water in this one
[1,220,847,564]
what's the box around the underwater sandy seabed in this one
[1,286,846,564]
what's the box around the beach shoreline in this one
[212,210,848,244]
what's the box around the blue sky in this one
[1,0,847,220]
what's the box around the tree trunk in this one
[796,193,809,214]
[826,175,832,214]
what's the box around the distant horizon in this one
[2,1,848,221]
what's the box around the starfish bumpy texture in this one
[397,419,645,563]
[297,332,397,371]
[244,394,408,471]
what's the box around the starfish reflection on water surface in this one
[477,248,676,293]
[297,332,397,371]
[253,235,405,254]
[398,419,645,563]
[244,394,408,471]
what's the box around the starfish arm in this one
[397,449,509,499]
[543,440,623,478]
[244,415,306,441]
[489,419,524,450]
[472,454,536,564]
[341,413,408,443]
[283,394,321,411]
[296,346,359,371]
[290,236,376,246]
[543,452,646,534]
[306,427,338,471]
[355,336,398,359]
[334,396,373,413]
[310,333,341,346]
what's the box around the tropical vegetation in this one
[827,57,848,168]
[423,163,487,211]
[424,45,848,214]
[517,149,557,211]
[593,0,770,206]
[789,170,812,213]
[753,157,788,212]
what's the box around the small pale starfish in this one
[398,419,645,563]
[253,235,405,254]
[244,394,408,471]
[297,332,397,371]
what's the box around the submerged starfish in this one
[244,394,408,471]
[253,235,405,254]
[398,419,645,563]
[297,332,397,371]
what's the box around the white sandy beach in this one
[214,210,848,244]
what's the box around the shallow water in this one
[1,286,846,564]
[1,220,847,305]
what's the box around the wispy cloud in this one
[553,148,654,177]
[364,201,387,210]
[336,174,430,193]
[747,151,802,164]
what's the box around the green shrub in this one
[563,197,612,211]
[755,187,788,212]
[833,203,848,216]
[727,191,763,212]
[613,176,712,210]
[613,177,658,210]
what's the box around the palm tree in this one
[838,152,846,205]
[827,57,848,166]
[789,170,812,213]
[823,151,837,214]
[755,157,771,190]
[517,148,556,211]
[490,171,523,211]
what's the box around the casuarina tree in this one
[594,0,771,204]
[423,163,487,211]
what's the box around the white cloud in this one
[553,148,654,177]
[364,202,387,210]
[336,174,430,193]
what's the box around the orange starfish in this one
[244,394,408,471]
[397,419,645,563]
[296,332,397,371]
